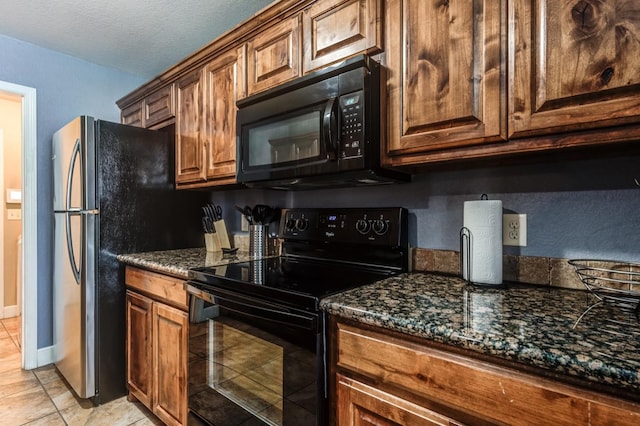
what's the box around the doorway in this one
[0,80,38,370]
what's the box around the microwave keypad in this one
[340,92,364,158]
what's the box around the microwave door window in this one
[248,111,321,168]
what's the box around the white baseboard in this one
[3,305,19,318]
[36,345,55,368]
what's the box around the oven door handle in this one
[186,283,318,331]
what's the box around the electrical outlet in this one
[240,213,249,232]
[7,209,21,220]
[503,214,527,246]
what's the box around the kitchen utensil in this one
[210,204,223,221]
[222,247,239,255]
[249,224,268,258]
[234,205,253,225]
[252,204,274,225]
[568,259,640,310]
[202,217,214,233]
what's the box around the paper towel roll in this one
[462,199,502,285]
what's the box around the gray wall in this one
[213,151,640,263]
[0,34,146,348]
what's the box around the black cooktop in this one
[188,256,397,311]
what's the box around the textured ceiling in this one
[0,0,275,78]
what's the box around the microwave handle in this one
[323,97,339,160]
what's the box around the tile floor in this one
[0,316,162,426]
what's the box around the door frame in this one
[0,81,37,369]
[0,130,4,319]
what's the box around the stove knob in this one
[295,218,309,231]
[355,219,370,234]
[286,218,296,231]
[372,220,389,235]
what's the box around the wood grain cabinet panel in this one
[125,267,188,426]
[121,101,144,128]
[245,15,301,97]
[175,70,206,184]
[202,49,243,183]
[126,291,153,408]
[337,374,466,426]
[509,0,640,138]
[153,302,188,426]
[144,85,175,128]
[333,321,640,426]
[383,0,507,167]
[303,0,383,73]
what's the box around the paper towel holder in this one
[460,226,505,287]
[460,226,471,283]
[460,192,505,287]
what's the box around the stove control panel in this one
[279,207,407,247]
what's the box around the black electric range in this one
[188,207,409,311]
[186,207,408,426]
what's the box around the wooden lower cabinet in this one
[125,267,189,426]
[337,374,465,426]
[332,319,640,426]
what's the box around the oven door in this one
[186,282,325,426]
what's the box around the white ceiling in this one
[0,0,275,78]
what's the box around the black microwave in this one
[236,55,409,189]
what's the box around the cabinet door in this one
[337,374,465,426]
[175,70,206,184]
[144,84,175,128]
[126,291,153,408]
[509,0,640,138]
[246,14,301,97]
[121,102,143,128]
[303,0,383,73]
[153,302,188,426]
[202,49,241,184]
[384,0,506,166]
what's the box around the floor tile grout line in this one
[32,366,69,426]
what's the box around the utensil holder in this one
[204,233,221,252]
[249,224,268,258]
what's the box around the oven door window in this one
[189,305,320,425]
[242,106,327,171]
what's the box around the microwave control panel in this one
[339,90,365,158]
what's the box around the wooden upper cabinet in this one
[144,85,175,128]
[245,14,302,97]
[202,48,244,184]
[509,0,640,138]
[383,0,507,165]
[302,0,383,73]
[121,101,143,128]
[175,70,206,184]
[121,85,175,129]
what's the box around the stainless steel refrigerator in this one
[52,116,206,404]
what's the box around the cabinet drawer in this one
[125,267,188,311]
[336,322,640,426]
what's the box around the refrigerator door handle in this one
[66,211,82,285]
[66,138,83,285]
[66,138,82,211]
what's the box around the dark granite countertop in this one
[117,247,257,279]
[118,249,640,396]
[321,273,640,396]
